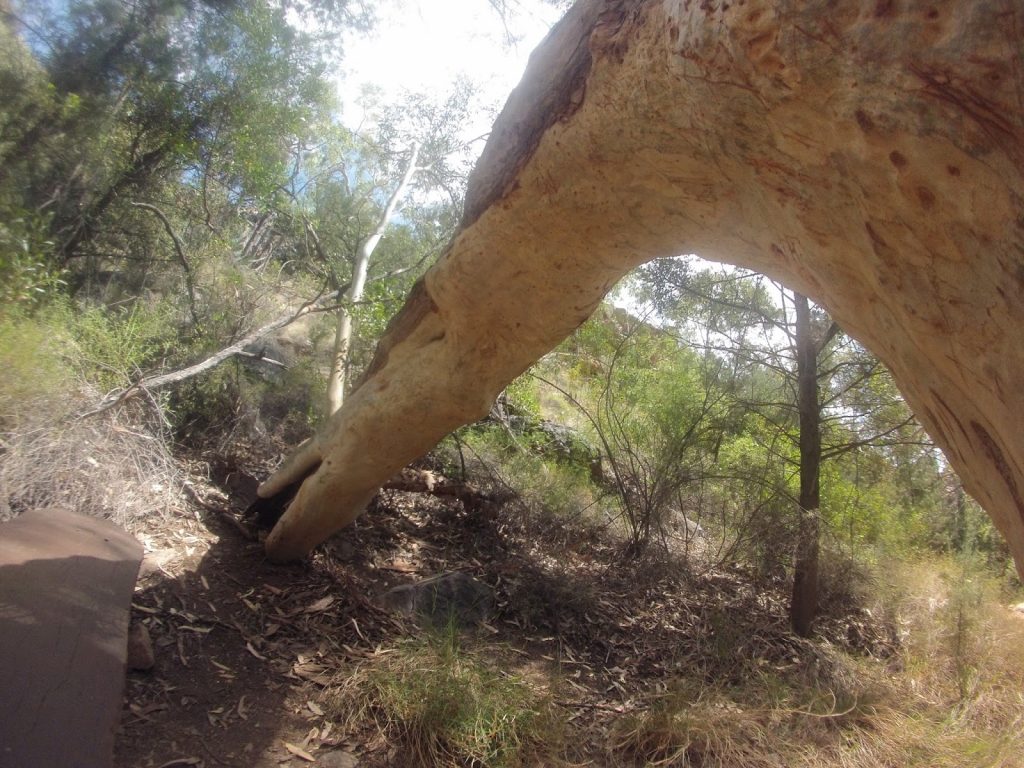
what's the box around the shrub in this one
[610,679,773,767]
[0,308,72,426]
[68,300,178,392]
[0,213,62,307]
[0,304,182,527]
[456,423,607,531]
[0,404,182,527]
[324,632,564,767]
[166,356,321,452]
[816,546,877,617]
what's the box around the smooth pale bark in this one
[260,0,1024,575]
[325,142,421,414]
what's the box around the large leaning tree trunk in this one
[258,0,1024,574]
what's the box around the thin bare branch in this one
[77,287,338,420]
[130,201,200,326]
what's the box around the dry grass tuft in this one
[610,654,886,768]
[609,557,1024,768]
[323,632,566,767]
[611,683,776,767]
[0,393,183,530]
[863,558,1024,768]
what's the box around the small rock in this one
[126,621,155,671]
[379,572,493,629]
[1011,602,1024,615]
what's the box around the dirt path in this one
[115,511,365,767]
[113,466,896,767]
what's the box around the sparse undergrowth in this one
[312,482,1024,768]
[101,441,1024,768]
[323,630,565,767]
[5,297,1019,768]
[0,307,184,526]
[608,556,1024,768]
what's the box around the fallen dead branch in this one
[77,287,343,420]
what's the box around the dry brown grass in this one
[609,557,1024,768]
[0,306,185,530]
[0,393,183,530]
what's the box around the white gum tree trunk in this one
[260,0,1024,574]
[325,142,421,414]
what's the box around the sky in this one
[337,0,563,143]
[331,1,709,311]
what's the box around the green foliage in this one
[705,432,795,576]
[0,213,62,306]
[504,374,543,422]
[164,352,324,448]
[624,258,959,584]
[327,632,563,768]
[0,308,73,425]
[67,301,179,391]
[550,307,736,553]
[0,297,175,419]
[460,422,603,525]
[0,0,472,442]
[2,0,354,282]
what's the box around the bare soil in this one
[113,455,897,768]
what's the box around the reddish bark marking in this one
[864,221,888,252]
[972,421,1024,521]
[933,388,971,442]
[357,278,439,386]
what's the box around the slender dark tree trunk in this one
[57,142,170,263]
[791,292,821,637]
[954,481,967,552]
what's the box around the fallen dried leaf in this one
[319,722,333,742]
[283,741,317,762]
[178,625,213,634]
[246,641,267,660]
[156,759,202,768]
[128,702,167,721]
[304,596,336,614]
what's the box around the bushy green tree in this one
[0,0,477,439]
[635,257,930,634]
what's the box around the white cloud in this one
[337,0,562,140]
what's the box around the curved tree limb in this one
[259,0,1024,579]
[130,201,200,327]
